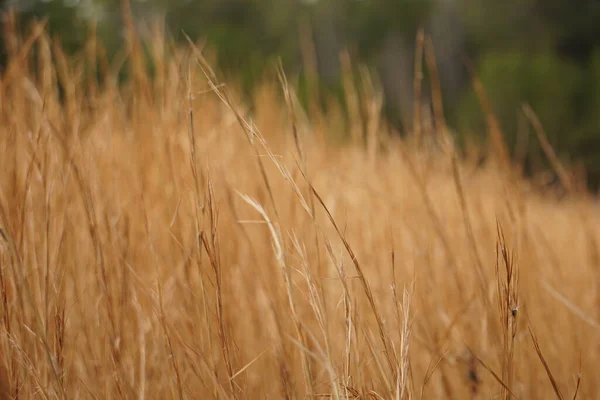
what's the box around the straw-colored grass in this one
[0,12,598,399]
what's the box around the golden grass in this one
[0,12,599,399]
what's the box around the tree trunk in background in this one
[376,0,466,133]
[376,32,415,133]
[311,1,342,84]
[429,0,466,103]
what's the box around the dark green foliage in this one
[5,0,87,52]
[343,0,432,59]
[164,0,302,94]
[458,52,580,148]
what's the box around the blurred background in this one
[2,0,600,190]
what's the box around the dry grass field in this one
[0,14,599,399]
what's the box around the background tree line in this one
[2,0,600,190]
